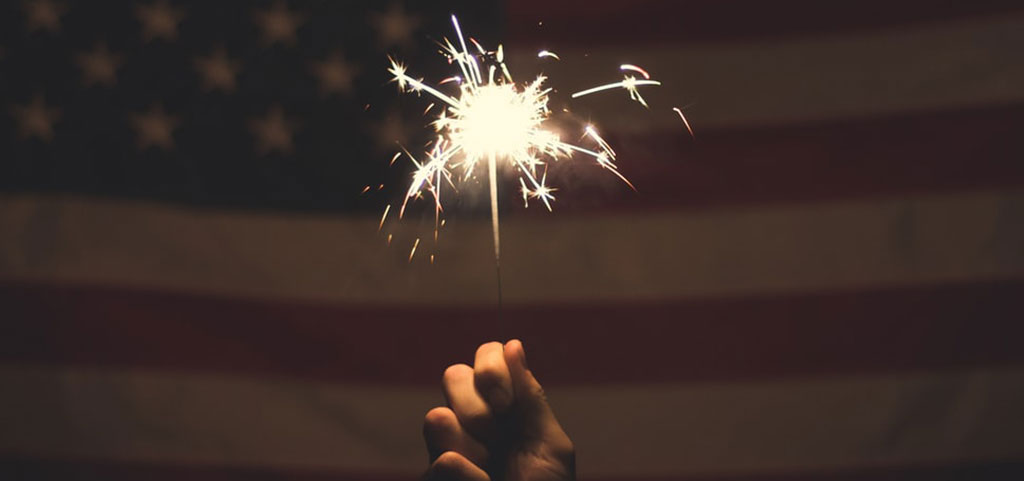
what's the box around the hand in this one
[423,339,575,481]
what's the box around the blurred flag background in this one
[2,1,1024,480]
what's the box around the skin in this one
[423,339,576,481]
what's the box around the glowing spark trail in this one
[537,50,560,60]
[620,64,651,79]
[572,77,662,108]
[379,204,391,232]
[409,238,420,262]
[673,107,695,138]
[387,15,661,297]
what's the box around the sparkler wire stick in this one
[488,153,503,310]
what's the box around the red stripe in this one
[528,104,1024,213]
[3,456,1023,481]
[507,0,1024,47]
[3,279,1022,385]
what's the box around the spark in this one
[379,204,391,231]
[673,107,695,138]
[620,64,650,79]
[409,238,420,262]
[388,15,661,267]
[572,76,661,108]
[537,50,560,60]
[361,185,371,195]
[584,125,616,158]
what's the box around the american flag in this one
[2,1,1024,480]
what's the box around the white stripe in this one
[505,12,1024,131]
[1,191,1022,303]
[1,365,1022,476]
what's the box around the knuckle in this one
[530,382,547,402]
[552,436,576,458]
[473,362,503,387]
[460,404,491,427]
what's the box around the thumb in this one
[503,339,561,439]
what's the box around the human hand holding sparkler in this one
[423,340,575,481]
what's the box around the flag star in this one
[75,42,122,87]
[130,104,179,151]
[310,52,358,97]
[249,105,296,155]
[253,1,304,46]
[135,0,184,42]
[194,47,240,93]
[11,95,61,141]
[371,3,420,48]
[24,0,66,33]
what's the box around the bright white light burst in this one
[387,15,661,262]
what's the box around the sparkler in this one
[387,15,661,301]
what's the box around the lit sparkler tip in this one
[386,14,660,263]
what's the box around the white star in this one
[371,3,420,48]
[194,47,240,93]
[10,95,60,141]
[130,104,179,151]
[249,105,296,155]
[75,42,122,87]
[253,1,305,46]
[310,52,357,97]
[135,0,184,42]
[24,0,66,33]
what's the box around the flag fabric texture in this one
[2,1,1024,480]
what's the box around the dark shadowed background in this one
[2,1,1024,480]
